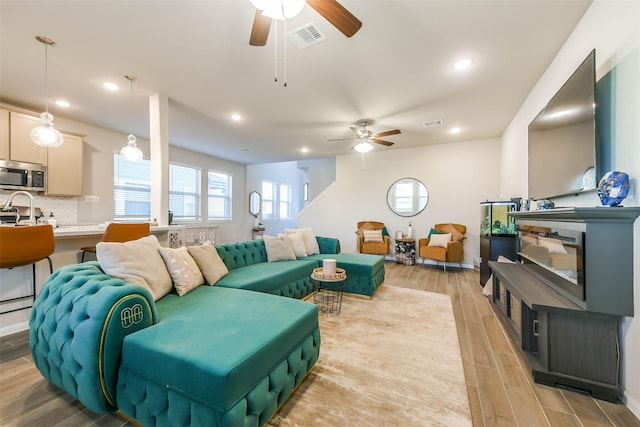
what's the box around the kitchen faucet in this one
[3,191,35,225]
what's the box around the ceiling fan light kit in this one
[250,0,305,20]
[31,36,64,148]
[354,141,373,153]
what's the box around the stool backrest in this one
[101,223,150,243]
[0,224,55,268]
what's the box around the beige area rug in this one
[268,285,472,426]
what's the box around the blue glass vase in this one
[597,171,630,206]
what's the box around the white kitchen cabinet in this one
[46,132,84,196]
[0,109,9,160]
[9,112,47,165]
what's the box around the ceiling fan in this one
[249,0,362,46]
[329,121,401,152]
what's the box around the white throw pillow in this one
[537,236,568,254]
[159,246,204,296]
[285,227,320,255]
[264,235,296,262]
[279,232,307,258]
[362,229,384,243]
[97,235,172,301]
[427,233,452,248]
[187,241,229,285]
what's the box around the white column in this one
[149,93,169,226]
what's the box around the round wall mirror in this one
[386,178,429,217]
[249,191,261,216]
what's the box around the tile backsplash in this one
[0,191,78,225]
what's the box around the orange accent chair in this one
[81,222,150,262]
[418,223,466,271]
[356,221,391,255]
[0,224,55,314]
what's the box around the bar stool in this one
[81,222,150,262]
[0,224,55,314]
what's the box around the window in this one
[261,180,292,220]
[261,181,276,220]
[169,163,201,221]
[208,171,232,220]
[113,154,151,219]
[279,183,292,220]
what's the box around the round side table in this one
[311,268,347,316]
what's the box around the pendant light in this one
[31,36,64,148]
[120,75,143,162]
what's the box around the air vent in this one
[287,23,327,49]
[424,120,444,128]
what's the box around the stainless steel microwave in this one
[0,160,47,192]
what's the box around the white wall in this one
[298,138,502,267]
[499,0,640,414]
[297,157,336,205]
[246,161,305,237]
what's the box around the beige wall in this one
[298,138,502,267]
[500,0,640,414]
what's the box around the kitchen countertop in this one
[53,224,184,238]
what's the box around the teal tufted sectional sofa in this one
[29,236,385,426]
[214,237,385,298]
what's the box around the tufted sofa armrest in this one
[316,236,340,254]
[29,262,157,414]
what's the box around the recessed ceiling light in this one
[450,127,462,134]
[230,113,242,121]
[454,58,473,71]
[55,100,70,108]
[300,147,309,153]
[102,81,119,91]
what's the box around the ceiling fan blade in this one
[371,139,395,147]
[375,129,401,138]
[306,0,363,38]
[249,9,271,46]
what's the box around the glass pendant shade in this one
[121,134,143,162]
[354,141,373,153]
[32,36,64,148]
[250,0,305,19]
[31,112,64,147]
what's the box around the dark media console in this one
[488,207,640,401]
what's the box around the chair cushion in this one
[440,223,465,241]
[264,235,296,262]
[158,246,204,296]
[428,233,452,248]
[96,235,172,301]
[187,241,229,285]
[119,286,319,413]
[362,229,383,242]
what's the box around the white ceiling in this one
[0,0,591,165]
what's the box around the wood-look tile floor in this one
[385,261,640,427]
[1,261,639,426]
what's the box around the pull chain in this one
[274,19,278,82]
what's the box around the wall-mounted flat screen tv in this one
[528,50,596,200]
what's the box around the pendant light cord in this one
[129,78,134,136]
[44,42,49,114]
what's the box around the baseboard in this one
[0,321,29,338]
[622,392,640,419]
